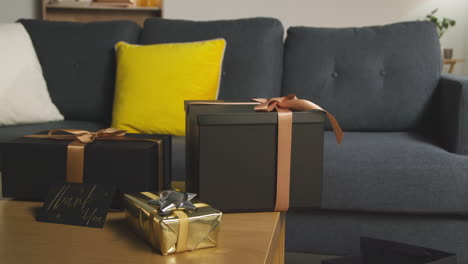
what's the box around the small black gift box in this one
[185,97,341,212]
[1,130,171,208]
[323,237,457,264]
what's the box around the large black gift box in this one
[1,132,171,208]
[323,237,457,264]
[186,103,325,212]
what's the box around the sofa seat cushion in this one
[169,131,468,213]
[285,210,468,263]
[323,131,468,213]
[0,121,106,143]
[140,18,284,100]
[283,21,441,131]
[19,20,141,123]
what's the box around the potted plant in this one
[424,8,456,59]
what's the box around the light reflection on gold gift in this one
[123,192,222,255]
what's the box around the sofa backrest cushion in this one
[19,19,140,122]
[282,21,441,131]
[140,18,284,100]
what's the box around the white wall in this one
[165,0,468,75]
[0,0,39,23]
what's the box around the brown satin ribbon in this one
[23,128,164,188]
[141,192,209,253]
[253,94,343,211]
[187,94,343,212]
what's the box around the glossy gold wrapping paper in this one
[123,192,222,255]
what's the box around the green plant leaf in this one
[423,8,455,39]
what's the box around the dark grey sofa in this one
[1,18,468,263]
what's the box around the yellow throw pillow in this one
[111,39,226,136]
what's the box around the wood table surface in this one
[0,201,285,264]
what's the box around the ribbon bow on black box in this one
[323,237,456,264]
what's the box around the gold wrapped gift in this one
[123,192,222,255]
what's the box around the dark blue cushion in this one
[322,131,468,213]
[283,21,441,131]
[140,18,284,100]
[19,20,141,123]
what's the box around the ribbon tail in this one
[325,112,344,144]
[252,98,268,103]
[48,129,91,136]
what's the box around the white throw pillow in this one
[0,23,63,126]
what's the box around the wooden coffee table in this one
[0,201,285,264]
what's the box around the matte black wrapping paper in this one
[186,103,325,212]
[1,132,171,208]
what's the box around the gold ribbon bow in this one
[253,94,343,211]
[46,128,128,143]
[24,128,163,186]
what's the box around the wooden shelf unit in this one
[42,0,163,26]
[443,58,465,74]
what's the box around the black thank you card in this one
[37,182,116,228]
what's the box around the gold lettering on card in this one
[46,184,104,226]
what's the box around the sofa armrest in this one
[438,74,468,155]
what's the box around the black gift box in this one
[186,102,325,212]
[323,237,457,264]
[1,132,171,208]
